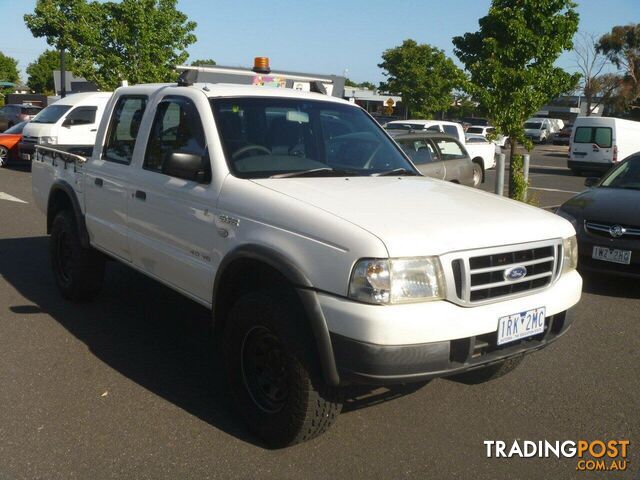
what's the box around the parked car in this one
[557,153,640,278]
[384,119,496,185]
[466,125,510,149]
[32,63,582,447]
[19,91,112,162]
[552,124,573,145]
[461,116,489,126]
[524,118,564,143]
[394,132,475,186]
[0,104,42,132]
[0,121,28,167]
[568,116,640,175]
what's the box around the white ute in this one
[32,59,582,447]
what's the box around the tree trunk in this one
[508,138,517,198]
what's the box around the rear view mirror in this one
[584,177,599,187]
[163,152,210,183]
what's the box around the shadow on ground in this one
[580,271,640,299]
[0,236,423,447]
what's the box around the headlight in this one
[562,236,578,274]
[349,257,445,304]
[39,136,57,145]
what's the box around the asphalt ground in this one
[0,149,638,480]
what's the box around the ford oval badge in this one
[504,265,528,281]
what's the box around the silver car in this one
[394,132,476,187]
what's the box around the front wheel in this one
[224,290,342,448]
[471,162,483,187]
[0,146,8,167]
[50,210,105,301]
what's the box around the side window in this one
[144,96,209,182]
[65,106,97,126]
[427,125,441,132]
[442,124,460,140]
[104,96,148,164]
[399,139,438,165]
[435,139,467,160]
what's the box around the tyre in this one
[0,146,8,167]
[50,210,105,301]
[471,161,483,187]
[224,290,342,448]
[449,356,523,385]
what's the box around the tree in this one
[26,50,74,94]
[597,24,640,111]
[190,59,216,67]
[453,0,580,200]
[25,0,197,90]
[573,32,618,116]
[0,51,20,84]
[378,39,466,118]
[345,78,377,90]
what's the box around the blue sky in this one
[1,0,638,84]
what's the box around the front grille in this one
[584,220,640,239]
[22,136,38,144]
[448,240,561,305]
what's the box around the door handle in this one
[90,129,97,132]
[135,190,146,201]
[94,178,103,187]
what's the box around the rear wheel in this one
[471,161,483,187]
[0,146,8,167]
[224,290,342,448]
[50,210,105,301]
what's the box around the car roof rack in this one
[176,57,334,95]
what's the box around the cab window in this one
[396,139,438,164]
[64,106,97,126]
[104,96,147,164]
[144,96,209,182]
[435,138,467,160]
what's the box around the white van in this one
[523,117,564,143]
[568,116,640,174]
[19,92,112,160]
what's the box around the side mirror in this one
[584,177,599,187]
[62,117,74,127]
[163,152,209,183]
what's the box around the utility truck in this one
[32,58,582,447]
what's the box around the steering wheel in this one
[232,144,271,159]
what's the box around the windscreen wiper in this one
[270,168,360,178]
[374,168,419,177]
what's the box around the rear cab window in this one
[104,95,148,164]
[574,127,612,148]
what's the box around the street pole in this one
[60,49,66,98]
[523,153,530,201]
[495,153,505,196]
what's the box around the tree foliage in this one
[379,39,466,118]
[190,59,216,67]
[0,51,20,84]
[345,78,376,90]
[597,24,640,110]
[26,50,74,94]
[25,0,197,90]
[453,0,580,200]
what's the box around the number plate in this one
[497,307,546,346]
[20,153,31,161]
[592,246,631,265]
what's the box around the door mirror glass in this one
[163,152,208,182]
[584,177,600,187]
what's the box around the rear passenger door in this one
[127,94,219,303]
[84,95,147,261]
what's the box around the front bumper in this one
[319,270,582,384]
[577,235,640,279]
[331,310,573,384]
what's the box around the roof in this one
[52,91,113,106]
[117,82,353,106]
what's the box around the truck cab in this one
[31,61,582,448]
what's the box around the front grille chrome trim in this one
[442,238,562,307]
[585,220,640,238]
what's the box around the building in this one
[343,87,405,121]
[535,95,604,122]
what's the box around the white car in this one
[466,125,510,148]
[32,62,582,448]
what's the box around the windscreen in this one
[31,105,72,124]
[4,121,27,134]
[385,123,414,131]
[600,156,640,190]
[524,122,542,129]
[210,97,415,178]
[467,127,484,134]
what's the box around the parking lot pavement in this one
[1,162,639,479]
[482,144,585,209]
